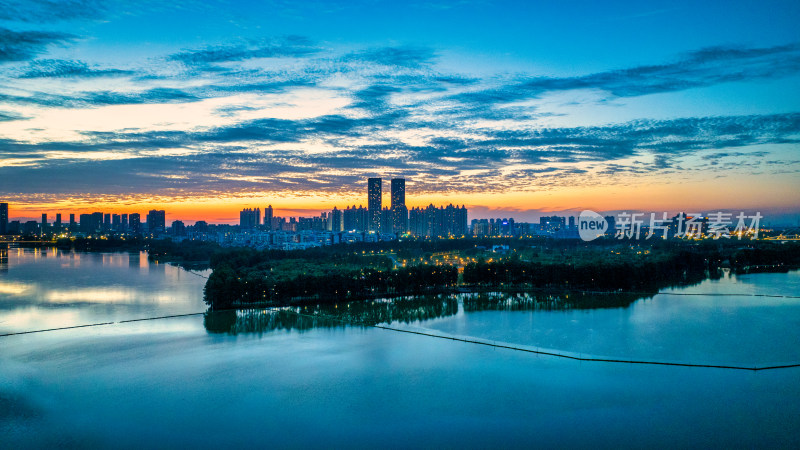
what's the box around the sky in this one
[0,0,799,224]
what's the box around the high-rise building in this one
[239,208,261,230]
[343,205,368,231]
[409,204,468,238]
[121,214,128,232]
[171,220,186,236]
[91,212,103,233]
[540,216,566,234]
[329,207,343,232]
[41,213,47,226]
[129,213,141,233]
[69,213,76,231]
[368,178,382,232]
[0,203,8,235]
[112,214,121,231]
[390,178,408,234]
[380,207,393,234]
[79,214,93,233]
[147,210,166,234]
[55,213,62,231]
[390,178,405,209]
[264,205,273,231]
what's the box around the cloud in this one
[451,43,800,107]
[702,151,770,161]
[0,110,26,121]
[0,87,199,108]
[343,46,437,68]
[18,59,135,78]
[0,27,76,62]
[0,0,107,23]
[2,112,797,199]
[169,36,320,67]
[349,84,402,113]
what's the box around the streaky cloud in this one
[0,27,76,62]
[451,43,800,106]
[343,46,437,68]
[0,87,199,108]
[19,59,135,78]
[0,0,107,23]
[169,36,320,67]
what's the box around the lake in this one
[1,247,799,448]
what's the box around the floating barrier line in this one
[287,309,800,372]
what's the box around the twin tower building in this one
[368,177,406,234]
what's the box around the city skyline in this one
[0,1,799,224]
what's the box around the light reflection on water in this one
[0,247,208,334]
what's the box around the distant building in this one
[1,203,9,235]
[604,216,616,238]
[92,212,103,233]
[471,219,490,236]
[380,207,393,234]
[147,210,166,234]
[343,205,368,231]
[329,207,343,232]
[54,213,62,231]
[540,216,566,233]
[80,213,103,234]
[409,204,468,238]
[264,205,273,231]
[129,213,141,233]
[23,220,39,235]
[239,208,261,230]
[171,220,186,236]
[7,220,20,235]
[368,178,382,232]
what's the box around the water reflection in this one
[205,296,460,335]
[129,252,140,269]
[0,248,8,273]
[204,291,647,336]
[461,290,647,311]
[205,309,343,334]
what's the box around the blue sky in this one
[0,0,799,223]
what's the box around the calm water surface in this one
[1,247,799,448]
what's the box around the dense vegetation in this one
[202,239,800,309]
